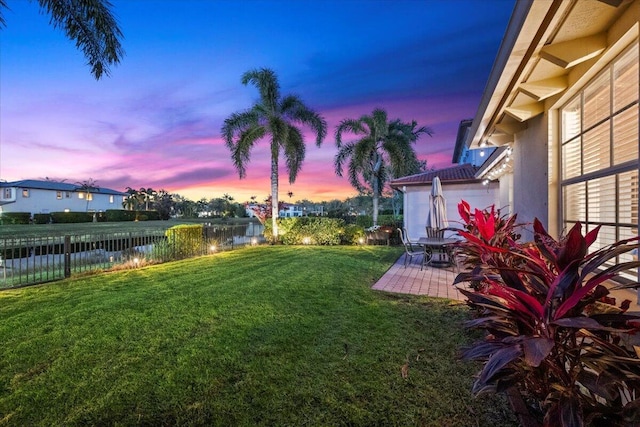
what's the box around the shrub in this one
[105,209,137,222]
[51,211,93,223]
[166,224,204,259]
[342,224,366,245]
[0,212,31,225]
[455,200,640,426]
[265,217,345,245]
[33,213,51,224]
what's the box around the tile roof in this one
[390,163,481,188]
[0,180,126,195]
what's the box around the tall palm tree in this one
[0,0,124,80]
[334,108,432,226]
[222,68,327,237]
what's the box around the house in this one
[0,180,126,216]
[465,0,638,279]
[279,203,303,218]
[390,163,499,241]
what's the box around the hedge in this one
[33,213,52,224]
[166,224,204,259]
[106,209,137,222]
[264,217,348,245]
[50,211,93,223]
[0,212,31,225]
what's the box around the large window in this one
[560,42,639,277]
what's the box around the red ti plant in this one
[454,201,640,426]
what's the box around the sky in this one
[0,0,515,203]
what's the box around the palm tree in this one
[76,178,99,213]
[222,68,327,238]
[334,108,432,226]
[0,0,124,80]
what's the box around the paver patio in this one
[373,254,640,312]
[372,254,468,301]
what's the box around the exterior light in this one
[302,237,311,245]
[480,149,485,157]
[482,179,489,186]
[133,257,140,265]
[210,244,217,252]
[251,237,258,246]
[358,237,364,245]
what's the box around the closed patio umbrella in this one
[426,176,448,231]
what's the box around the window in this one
[65,192,71,198]
[109,195,114,203]
[56,191,62,200]
[78,193,84,199]
[560,42,639,279]
[87,193,93,201]
[3,188,11,199]
[22,189,29,198]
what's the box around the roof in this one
[451,119,473,163]
[390,163,483,189]
[0,180,126,196]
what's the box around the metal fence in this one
[0,224,264,289]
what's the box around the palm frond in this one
[281,95,327,146]
[38,0,124,79]
[334,142,355,177]
[221,110,260,148]
[335,119,365,146]
[241,68,280,113]
[231,125,266,178]
[0,0,7,27]
[283,125,305,183]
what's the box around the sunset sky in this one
[0,0,515,202]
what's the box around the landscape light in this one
[251,237,258,246]
[210,244,217,252]
[302,237,311,245]
[133,257,140,265]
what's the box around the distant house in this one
[279,203,303,218]
[0,180,126,216]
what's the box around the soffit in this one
[469,0,636,149]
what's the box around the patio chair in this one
[398,228,425,270]
[425,227,444,239]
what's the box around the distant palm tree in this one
[222,68,327,237]
[334,108,432,226]
[0,0,124,79]
[76,178,99,213]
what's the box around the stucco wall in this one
[0,188,123,215]
[403,182,499,241]
[512,113,549,240]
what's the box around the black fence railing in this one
[0,224,264,289]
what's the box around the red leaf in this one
[458,200,471,224]
[584,225,601,247]
[558,222,586,270]
[475,208,495,241]
[554,273,614,320]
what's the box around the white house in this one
[0,180,126,216]
[279,203,303,218]
[465,0,638,281]
[391,163,500,241]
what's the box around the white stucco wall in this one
[512,113,549,240]
[402,182,500,241]
[0,188,124,215]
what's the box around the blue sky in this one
[0,0,515,202]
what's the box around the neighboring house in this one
[451,119,496,167]
[464,0,639,265]
[279,203,303,218]
[390,163,499,241]
[0,180,126,216]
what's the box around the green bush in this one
[166,224,204,259]
[0,212,31,225]
[105,209,137,222]
[355,215,373,228]
[342,224,366,245]
[51,211,93,223]
[33,213,51,224]
[95,212,107,222]
[145,211,161,221]
[265,217,345,245]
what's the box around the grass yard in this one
[0,246,517,426]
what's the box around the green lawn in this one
[0,246,516,426]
